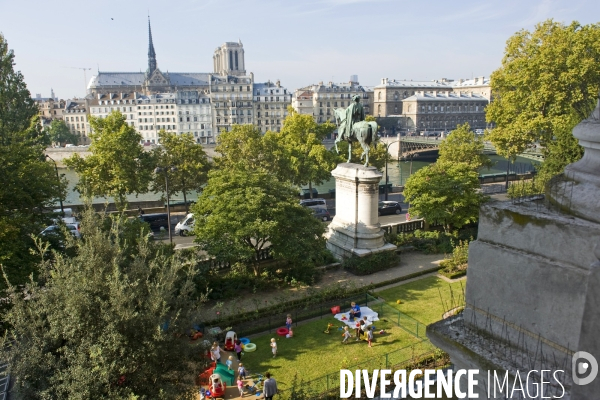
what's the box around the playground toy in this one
[215,363,235,385]
[224,330,237,351]
[341,314,348,321]
[243,342,256,352]
[239,337,250,345]
[276,327,289,336]
[396,300,402,304]
[245,374,264,395]
[324,323,335,334]
[208,373,226,398]
[379,329,386,334]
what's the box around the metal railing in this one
[276,341,437,399]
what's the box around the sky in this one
[1,0,599,99]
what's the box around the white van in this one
[174,213,195,236]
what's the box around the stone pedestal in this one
[426,97,600,399]
[325,163,396,259]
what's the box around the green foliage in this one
[487,20,600,177]
[342,251,399,276]
[438,123,491,171]
[333,140,388,171]
[280,108,338,196]
[65,111,153,210]
[403,162,487,232]
[45,119,78,145]
[2,209,207,398]
[214,124,291,179]
[0,34,64,289]
[192,168,326,276]
[151,131,210,212]
[439,240,470,278]
[507,178,544,199]
[391,228,478,254]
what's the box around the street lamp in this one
[45,155,64,216]
[383,139,401,201]
[154,166,178,244]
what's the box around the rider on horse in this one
[339,95,365,140]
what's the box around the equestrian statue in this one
[334,95,378,166]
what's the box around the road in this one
[155,194,409,249]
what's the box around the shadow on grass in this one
[376,275,466,325]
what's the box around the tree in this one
[65,111,153,211]
[438,123,491,171]
[151,131,210,213]
[2,210,207,398]
[279,108,338,198]
[403,162,487,232]
[486,20,600,180]
[214,125,292,179]
[0,33,63,288]
[192,168,326,276]
[45,119,78,146]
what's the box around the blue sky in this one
[1,0,598,99]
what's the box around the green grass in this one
[239,314,425,391]
[376,276,466,325]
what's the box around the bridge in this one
[379,136,544,162]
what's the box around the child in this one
[286,314,293,330]
[286,328,294,338]
[367,326,374,348]
[210,342,222,364]
[270,338,277,358]
[238,363,247,379]
[234,339,243,361]
[356,320,365,341]
[237,376,245,398]
[342,326,351,344]
[226,355,234,370]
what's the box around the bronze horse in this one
[333,108,378,166]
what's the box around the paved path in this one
[200,252,444,321]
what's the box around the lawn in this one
[236,314,427,392]
[376,276,466,325]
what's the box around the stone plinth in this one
[325,163,396,259]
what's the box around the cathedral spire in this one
[147,17,157,75]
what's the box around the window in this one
[378,92,382,100]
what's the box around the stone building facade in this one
[63,99,91,144]
[291,80,373,124]
[254,80,292,133]
[84,19,288,142]
[402,92,488,132]
[373,77,491,132]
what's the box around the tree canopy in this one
[2,210,207,399]
[45,119,78,146]
[438,123,491,171]
[403,161,487,232]
[192,168,326,276]
[151,131,210,213]
[214,125,291,179]
[486,20,600,179]
[279,108,338,197]
[0,33,63,288]
[65,111,153,211]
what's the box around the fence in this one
[276,341,438,399]
[195,247,273,271]
[208,293,378,338]
[381,219,425,235]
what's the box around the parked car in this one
[174,213,195,236]
[313,208,331,222]
[139,213,169,233]
[300,198,327,210]
[378,201,402,216]
[40,224,81,239]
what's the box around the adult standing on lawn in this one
[263,372,278,400]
